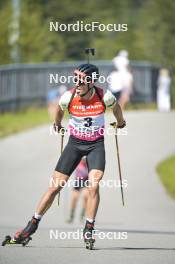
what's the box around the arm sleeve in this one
[58,91,72,111]
[103,89,116,108]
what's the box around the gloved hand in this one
[53,123,66,134]
[117,120,126,128]
[110,120,126,129]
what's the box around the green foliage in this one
[0,0,175,108]
[19,2,65,62]
[0,2,12,64]
[0,0,175,64]
[157,155,175,199]
[137,0,175,66]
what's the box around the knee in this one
[48,171,68,196]
[48,187,59,197]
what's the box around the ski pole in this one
[110,122,125,206]
[57,127,66,206]
[84,48,96,88]
[60,129,65,155]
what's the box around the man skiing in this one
[4,63,126,249]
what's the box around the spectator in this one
[108,50,133,110]
[47,85,67,120]
[157,69,171,112]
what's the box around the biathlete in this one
[2,63,126,249]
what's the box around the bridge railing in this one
[0,60,160,112]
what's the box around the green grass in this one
[126,102,157,110]
[157,155,175,199]
[0,108,50,138]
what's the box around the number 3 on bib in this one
[84,117,93,127]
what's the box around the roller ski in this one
[1,216,39,247]
[2,235,32,247]
[83,221,95,250]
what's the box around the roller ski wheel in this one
[85,239,95,250]
[2,235,11,246]
[21,236,32,246]
[1,235,32,246]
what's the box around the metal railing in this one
[0,60,160,112]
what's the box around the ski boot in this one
[83,221,95,250]
[2,216,40,247]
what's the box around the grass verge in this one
[0,108,50,138]
[157,155,175,199]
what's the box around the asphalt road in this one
[0,111,175,264]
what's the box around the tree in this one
[0,2,12,64]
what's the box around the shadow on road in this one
[11,245,175,251]
[99,247,175,251]
[101,228,175,236]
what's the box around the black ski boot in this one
[2,217,40,246]
[83,220,95,250]
[14,216,40,242]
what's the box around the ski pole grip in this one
[60,127,67,136]
[85,48,95,56]
[110,122,117,128]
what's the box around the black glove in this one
[110,121,126,129]
[53,123,65,133]
[117,120,126,129]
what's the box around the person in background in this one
[47,85,67,121]
[67,157,89,223]
[108,50,133,110]
[157,68,171,112]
